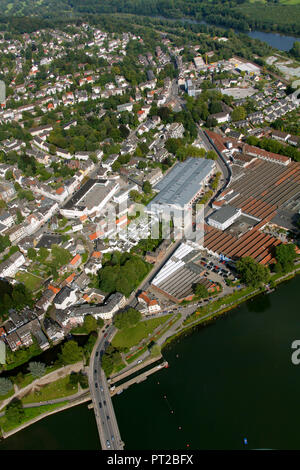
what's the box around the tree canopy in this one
[236,256,270,287]
[274,243,297,273]
[113,308,142,330]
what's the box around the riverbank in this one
[0,361,84,411]
[161,265,300,351]
[0,393,91,440]
[112,275,300,450]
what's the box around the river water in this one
[153,15,299,51]
[1,276,299,450]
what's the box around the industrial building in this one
[207,206,242,231]
[151,243,218,303]
[147,158,216,216]
[60,178,119,218]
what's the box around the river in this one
[1,276,299,450]
[153,15,299,51]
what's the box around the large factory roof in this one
[147,158,215,210]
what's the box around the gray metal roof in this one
[148,158,215,210]
[208,205,240,224]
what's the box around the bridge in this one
[88,325,124,451]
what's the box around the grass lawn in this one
[0,402,68,432]
[22,376,78,404]
[15,271,43,292]
[112,315,172,350]
[0,388,14,408]
[14,373,36,391]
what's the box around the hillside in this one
[0,0,299,36]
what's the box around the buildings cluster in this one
[0,21,299,357]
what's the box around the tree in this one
[274,243,297,273]
[236,257,270,287]
[193,283,209,298]
[291,41,300,59]
[0,235,10,252]
[150,344,161,357]
[119,124,130,139]
[231,106,246,122]
[27,247,37,261]
[113,308,141,329]
[60,340,83,364]
[142,181,152,194]
[206,150,218,160]
[0,377,13,396]
[5,398,24,424]
[28,361,46,378]
[83,315,97,334]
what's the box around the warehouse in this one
[60,178,119,218]
[207,206,242,231]
[147,158,216,215]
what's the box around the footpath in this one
[0,361,84,411]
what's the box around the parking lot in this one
[197,252,238,287]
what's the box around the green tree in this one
[27,247,37,261]
[231,106,246,122]
[291,41,300,58]
[0,377,13,396]
[150,344,161,357]
[5,398,24,424]
[274,243,297,273]
[113,308,141,329]
[236,257,270,287]
[28,361,46,378]
[83,315,97,334]
[193,283,209,298]
[142,181,152,194]
[60,340,83,364]
[206,150,218,160]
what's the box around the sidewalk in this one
[0,361,83,411]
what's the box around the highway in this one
[88,325,124,451]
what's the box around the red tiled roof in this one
[48,285,60,294]
[70,254,81,266]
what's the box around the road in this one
[88,325,124,451]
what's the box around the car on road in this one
[111,436,115,442]
[96,352,98,357]
[137,359,142,364]
[107,415,110,420]
[100,386,104,392]
[95,383,98,388]
[106,440,111,448]
[94,369,97,374]
[99,402,102,408]
[103,400,106,405]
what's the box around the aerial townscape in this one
[0,0,299,453]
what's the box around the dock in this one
[110,361,169,396]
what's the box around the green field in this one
[112,315,172,350]
[0,402,68,433]
[21,376,78,404]
[15,271,43,292]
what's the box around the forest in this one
[0,0,299,36]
